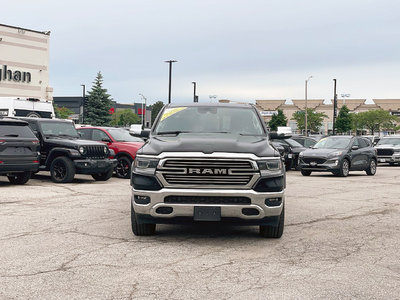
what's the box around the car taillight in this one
[33,160,39,163]
[0,140,5,144]
[32,140,39,144]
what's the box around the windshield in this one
[107,128,144,142]
[285,138,303,148]
[313,137,352,149]
[40,121,79,138]
[154,106,265,135]
[377,138,400,146]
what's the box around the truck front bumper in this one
[377,154,400,163]
[74,158,117,174]
[131,187,284,225]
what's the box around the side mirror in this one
[141,129,150,138]
[351,145,359,150]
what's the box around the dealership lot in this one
[1,167,399,299]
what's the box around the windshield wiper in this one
[156,131,191,135]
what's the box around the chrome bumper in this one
[131,187,284,220]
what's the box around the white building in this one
[0,24,52,100]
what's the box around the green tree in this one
[351,113,364,133]
[110,109,141,127]
[335,105,352,133]
[150,101,165,124]
[357,109,398,134]
[84,72,113,125]
[268,109,287,131]
[291,108,328,133]
[55,106,74,119]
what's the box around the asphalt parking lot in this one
[1,166,399,299]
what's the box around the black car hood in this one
[45,137,106,148]
[138,133,279,157]
[302,148,346,157]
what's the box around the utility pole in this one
[164,60,177,104]
[305,76,312,136]
[139,93,147,130]
[192,82,197,102]
[80,84,85,124]
[333,79,337,135]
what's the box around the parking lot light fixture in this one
[305,76,312,136]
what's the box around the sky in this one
[3,0,400,105]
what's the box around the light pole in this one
[305,76,312,136]
[333,79,338,135]
[164,60,177,104]
[139,93,147,129]
[192,82,197,102]
[80,84,85,124]
[341,93,350,105]
[209,95,217,102]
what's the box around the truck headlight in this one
[133,156,159,175]
[104,146,108,154]
[79,146,86,155]
[257,159,283,176]
[299,152,304,157]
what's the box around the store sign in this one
[0,65,31,83]
[260,110,277,117]
[390,111,400,116]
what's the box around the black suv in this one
[299,136,377,177]
[0,118,40,184]
[269,136,306,170]
[18,118,117,183]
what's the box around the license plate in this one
[310,161,317,166]
[194,206,221,221]
[288,154,292,158]
[379,159,386,163]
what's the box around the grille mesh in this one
[84,145,107,158]
[160,159,255,187]
[377,149,394,156]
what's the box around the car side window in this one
[358,138,368,148]
[304,139,314,147]
[77,129,92,140]
[352,138,359,148]
[92,129,109,141]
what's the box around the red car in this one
[77,127,144,179]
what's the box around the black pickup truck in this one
[0,118,40,184]
[130,103,286,238]
[18,118,117,183]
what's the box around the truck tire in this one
[131,205,156,236]
[115,156,132,179]
[92,168,113,181]
[260,205,284,238]
[365,159,377,176]
[7,172,31,185]
[301,169,312,176]
[50,156,75,183]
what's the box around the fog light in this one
[335,160,339,166]
[134,195,151,205]
[265,197,282,207]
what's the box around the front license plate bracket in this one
[194,206,221,221]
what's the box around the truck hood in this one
[45,137,106,149]
[375,144,400,149]
[138,133,278,157]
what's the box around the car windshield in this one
[313,137,352,149]
[107,128,144,142]
[285,138,303,148]
[377,138,400,145]
[40,121,79,138]
[154,106,265,136]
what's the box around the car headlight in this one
[329,151,343,157]
[133,156,159,175]
[393,149,400,153]
[257,159,283,176]
[299,152,304,157]
[79,146,86,155]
